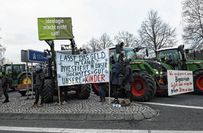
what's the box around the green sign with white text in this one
[38,17,74,40]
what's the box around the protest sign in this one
[56,49,109,86]
[38,17,73,40]
[167,70,194,96]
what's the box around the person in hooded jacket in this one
[122,59,133,103]
[110,59,121,104]
[0,72,9,103]
[32,65,44,107]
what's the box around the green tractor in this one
[92,44,203,102]
[41,41,91,103]
[0,64,32,96]
[37,17,91,103]
[154,45,203,95]
[92,46,157,102]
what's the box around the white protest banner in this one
[56,49,109,86]
[167,70,194,96]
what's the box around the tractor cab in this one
[0,64,31,92]
[157,45,186,70]
[109,47,137,63]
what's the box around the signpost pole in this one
[108,82,111,104]
[58,86,61,105]
[31,63,34,99]
[108,50,111,104]
[26,62,29,99]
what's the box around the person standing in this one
[110,61,121,104]
[32,65,44,107]
[99,83,106,102]
[122,59,133,103]
[0,72,9,103]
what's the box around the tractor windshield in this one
[5,65,12,76]
[109,47,136,63]
[158,49,181,62]
[124,48,136,60]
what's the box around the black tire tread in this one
[42,79,54,103]
[77,84,91,99]
[193,70,203,94]
[131,71,156,102]
[91,83,99,96]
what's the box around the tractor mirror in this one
[194,50,196,59]
[146,48,149,57]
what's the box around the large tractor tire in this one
[18,74,32,96]
[18,74,32,85]
[193,70,203,94]
[76,84,91,99]
[91,83,109,96]
[131,71,156,102]
[42,79,54,103]
[91,83,100,96]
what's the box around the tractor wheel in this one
[18,74,32,86]
[42,79,54,103]
[131,71,156,102]
[76,84,91,99]
[194,70,203,94]
[91,83,109,96]
[91,83,100,96]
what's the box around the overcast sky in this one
[0,0,183,63]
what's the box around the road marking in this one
[152,131,203,133]
[143,102,203,110]
[0,126,147,133]
[0,126,202,133]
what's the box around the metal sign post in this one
[31,63,34,99]
[26,62,29,99]
[108,55,111,104]
[58,86,61,105]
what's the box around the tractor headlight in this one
[155,71,159,74]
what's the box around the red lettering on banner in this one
[85,74,105,82]
[169,71,173,76]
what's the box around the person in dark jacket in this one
[122,59,133,102]
[0,72,9,103]
[110,61,121,104]
[32,65,44,107]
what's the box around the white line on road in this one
[143,102,203,110]
[0,126,147,133]
[0,126,202,133]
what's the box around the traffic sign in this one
[28,50,48,63]
[21,50,28,62]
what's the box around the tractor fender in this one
[17,71,32,83]
[192,69,203,74]
[132,69,143,73]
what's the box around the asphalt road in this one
[0,93,203,132]
[138,93,203,130]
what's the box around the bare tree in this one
[0,45,6,65]
[114,31,139,47]
[138,10,177,57]
[97,33,113,50]
[86,38,100,52]
[81,44,92,53]
[182,0,203,49]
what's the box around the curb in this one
[0,111,156,121]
